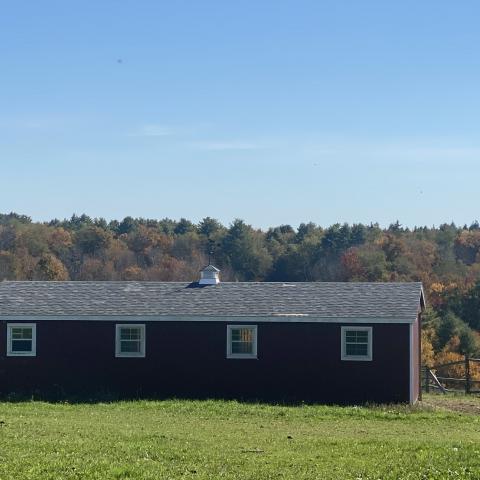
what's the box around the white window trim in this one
[7,323,37,357]
[226,324,258,359]
[341,326,372,361]
[115,324,146,358]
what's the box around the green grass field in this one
[1,395,479,480]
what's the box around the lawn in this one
[1,395,479,480]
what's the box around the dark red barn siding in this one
[411,313,421,402]
[0,320,411,403]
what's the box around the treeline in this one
[1,211,480,363]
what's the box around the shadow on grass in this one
[0,386,415,408]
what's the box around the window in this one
[115,324,145,358]
[227,325,257,359]
[341,326,372,361]
[7,323,36,356]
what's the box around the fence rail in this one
[423,354,480,394]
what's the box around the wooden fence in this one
[423,355,480,394]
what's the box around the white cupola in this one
[199,264,220,285]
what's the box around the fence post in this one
[424,366,430,393]
[465,354,471,394]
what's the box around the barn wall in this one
[411,313,421,403]
[0,320,411,403]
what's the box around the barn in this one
[0,266,425,403]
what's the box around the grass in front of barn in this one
[0,395,479,480]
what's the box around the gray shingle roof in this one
[0,281,424,320]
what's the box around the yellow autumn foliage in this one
[421,330,435,366]
[430,282,445,294]
[434,349,480,383]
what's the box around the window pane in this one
[356,331,368,342]
[230,328,255,355]
[230,327,255,355]
[120,340,141,353]
[242,329,253,342]
[231,341,253,354]
[120,328,140,340]
[12,339,33,352]
[232,328,253,342]
[231,328,253,341]
[346,342,368,356]
[12,327,32,340]
[344,329,370,358]
[345,331,368,343]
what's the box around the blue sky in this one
[1,1,479,228]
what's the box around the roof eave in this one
[0,314,417,323]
